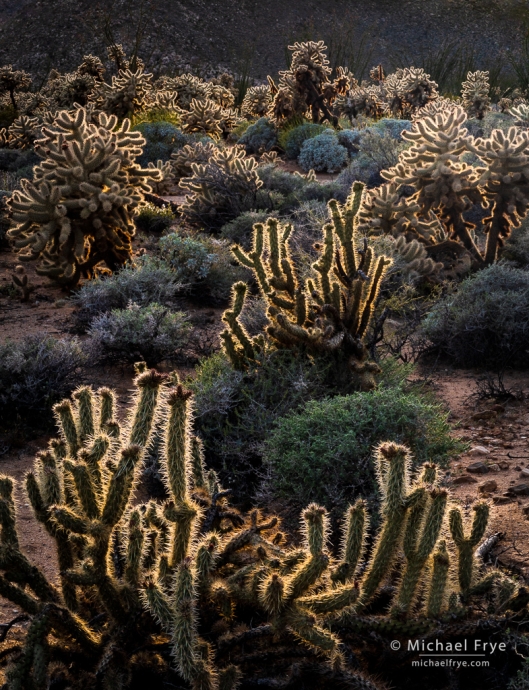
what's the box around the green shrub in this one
[158,232,250,303]
[88,302,191,367]
[298,130,348,172]
[220,210,271,248]
[71,259,182,331]
[501,216,529,267]
[422,264,529,368]
[279,122,328,159]
[238,117,278,154]
[135,203,176,233]
[133,121,188,165]
[0,334,89,431]
[264,384,463,521]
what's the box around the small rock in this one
[489,463,500,472]
[466,461,489,474]
[478,479,498,493]
[507,483,529,496]
[468,446,491,456]
[498,461,510,470]
[53,299,67,308]
[492,404,505,413]
[503,442,514,449]
[494,496,513,505]
[521,468,529,478]
[515,466,522,472]
[452,475,478,485]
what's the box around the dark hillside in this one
[0,0,527,80]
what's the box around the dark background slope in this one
[0,0,526,81]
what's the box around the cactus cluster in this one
[361,103,529,267]
[0,372,523,689]
[221,182,391,391]
[6,106,161,285]
[461,70,491,120]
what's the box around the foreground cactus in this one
[221,181,391,391]
[0,376,521,688]
[6,106,161,285]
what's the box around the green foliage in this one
[264,383,463,521]
[220,210,271,248]
[238,117,278,154]
[158,232,250,303]
[133,121,188,165]
[422,264,529,368]
[0,334,88,430]
[298,129,348,172]
[71,258,182,331]
[88,302,191,367]
[279,122,328,159]
[135,202,176,233]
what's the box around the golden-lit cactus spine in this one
[222,181,391,391]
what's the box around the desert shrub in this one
[298,129,348,172]
[371,117,412,139]
[239,294,269,336]
[0,190,10,246]
[72,259,182,331]
[0,147,39,173]
[0,334,88,429]
[336,128,362,156]
[279,122,328,159]
[358,127,407,169]
[298,179,348,203]
[135,203,176,233]
[501,216,529,267]
[238,117,278,153]
[158,232,250,302]
[422,264,529,368]
[133,121,188,164]
[88,302,191,366]
[257,163,308,196]
[189,350,334,499]
[220,210,271,248]
[264,384,462,521]
[335,155,380,188]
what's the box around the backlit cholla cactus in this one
[153,90,180,112]
[147,160,174,195]
[180,98,224,139]
[382,67,439,118]
[172,73,212,109]
[179,146,262,229]
[170,141,217,180]
[467,126,529,264]
[222,182,391,391]
[461,70,491,120]
[7,107,161,285]
[509,102,529,128]
[412,96,459,121]
[241,84,273,118]
[6,114,40,149]
[208,82,235,108]
[381,105,484,263]
[0,64,32,110]
[270,41,338,125]
[334,84,382,122]
[95,68,153,117]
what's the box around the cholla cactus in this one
[0,373,520,688]
[509,102,529,128]
[179,146,262,229]
[241,84,272,118]
[95,68,153,116]
[208,83,235,108]
[467,126,529,264]
[153,89,180,112]
[7,114,40,149]
[173,73,211,109]
[412,96,459,121]
[170,141,217,180]
[334,84,382,122]
[270,41,338,125]
[77,54,106,81]
[181,97,224,138]
[222,182,391,391]
[461,71,491,120]
[147,159,174,195]
[383,66,439,117]
[7,107,161,285]
[0,64,32,110]
[381,105,484,262]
